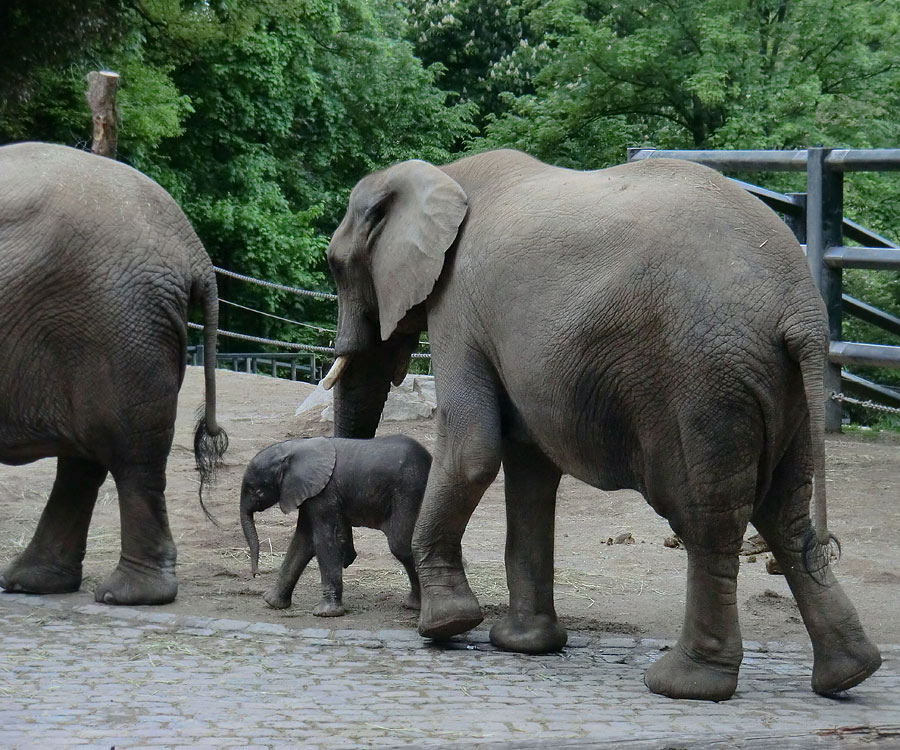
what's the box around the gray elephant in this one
[240,434,431,616]
[321,148,881,701]
[0,142,227,606]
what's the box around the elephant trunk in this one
[240,503,261,577]
[332,336,417,439]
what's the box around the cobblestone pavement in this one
[0,594,897,750]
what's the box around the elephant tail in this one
[784,319,839,576]
[192,261,229,524]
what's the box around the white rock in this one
[296,374,436,423]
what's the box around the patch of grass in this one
[843,424,884,441]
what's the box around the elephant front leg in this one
[490,440,566,653]
[95,467,178,605]
[1,457,107,595]
[310,509,347,617]
[413,395,502,640]
[265,512,315,609]
[644,549,744,701]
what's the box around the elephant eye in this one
[363,192,393,236]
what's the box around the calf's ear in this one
[278,438,337,512]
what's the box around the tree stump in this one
[85,70,120,158]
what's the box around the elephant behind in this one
[0,142,227,606]
[323,149,881,701]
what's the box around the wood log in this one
[85,70,120,158]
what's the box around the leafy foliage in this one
[477,0,900,163]
[1,0,898,397]
[1,0,470,350]
[403,0,539,129]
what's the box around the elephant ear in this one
[369,160,468,341]
[278,438,337,513]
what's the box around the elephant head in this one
[240,438,337,575]
[324,160,469,438]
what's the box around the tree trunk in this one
[85,70,120,158]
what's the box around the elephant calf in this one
[240,435,431,616]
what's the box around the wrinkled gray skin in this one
[326,149,881,701]
[240,435,431,617]
[0,142,226,606]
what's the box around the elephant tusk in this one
[321,355,351,391]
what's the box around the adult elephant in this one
[323,149,881,701]
[0,142,227,606]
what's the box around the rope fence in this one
[190,267,431,383]
[188,322,336,353]
[213,265,338,300]
[831,391,900,417]
[219,298,336,335]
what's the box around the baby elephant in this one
[240,435,431,616]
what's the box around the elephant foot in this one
[95,558,177,606]
[263,588,292,610]
[313,599,345,617]
[490,613,567,654]
[418,583,483,640]
[402,590,421,611]
[644,643,740,702]
[812,637,881,696]
[0,557,82,595]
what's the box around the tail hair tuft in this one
[194,410,229,527]
[801,528,841,585]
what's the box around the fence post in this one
[783,193,807,246]
[806,148,844,432]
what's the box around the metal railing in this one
[188,346,322,382]
[628,147,900,430]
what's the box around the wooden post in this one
[85,70,120,157]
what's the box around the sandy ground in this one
[1,366,898,646]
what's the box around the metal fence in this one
[628,147,900,430]
[188,346,321,381]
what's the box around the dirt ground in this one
[1,366,899,645]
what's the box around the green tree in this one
[479,0,900,166]
[138,0,472,347]
[1,0,472,350]
[403,0,538,128]
[0,1,194,152]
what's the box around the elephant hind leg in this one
[95,458,178,606]
[1,457,107,594]
[489,439,566,654]
[751,431,881,695]
[383,515,421,610]
[644,547,745,701]
[643,416,758,701]
[388,537,421,611]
